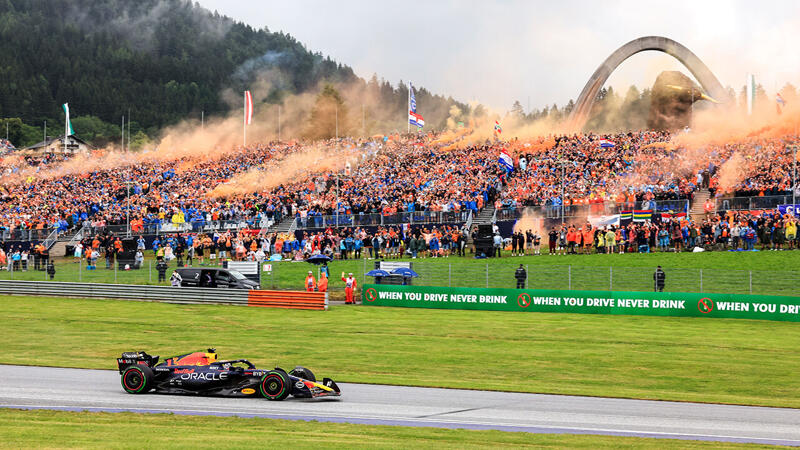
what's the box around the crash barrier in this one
[0,279,249,305]
[247,290,328,311]
[362,284,800,322]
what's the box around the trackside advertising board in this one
[361,284,800,322]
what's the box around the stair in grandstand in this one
[270,216,297,234]
[689,189,711,221]
[48,225,88,257]
[472,207,496,226]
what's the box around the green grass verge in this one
[5,295,800,408]
[0,409,769,449]
[0,249,796,295]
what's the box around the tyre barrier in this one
[247,290,328,310]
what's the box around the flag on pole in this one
[409,111,425,128]
[776,93,786,106]
[409,82,417,113]
[62,103,74,136]
[494,120,502,134]
[408,82,423,128]
[498,148,514,172]
[244,91,253,125]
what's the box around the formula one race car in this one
[117,349,341,401]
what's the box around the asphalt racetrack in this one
[1,365,799,445]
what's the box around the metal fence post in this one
[699,268,703,292]
[486,263,489,288]
[749,270,752,294]
[607,267,611,290]
[568,265,571,290]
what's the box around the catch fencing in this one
[496,200,690,222]
[292,210,472,229]
[0,256,796,297]
[391,262,798,297]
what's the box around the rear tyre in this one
[289,366,316,382]
[260,370,291,401]
[121,365,153,394]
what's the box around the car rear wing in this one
[117,351,159,373]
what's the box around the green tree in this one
[0,118,43,148]
[305,84,348,140]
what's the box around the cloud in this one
[196,0,800,112]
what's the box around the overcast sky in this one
[197,0,800,112]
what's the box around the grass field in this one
[0,409,766,449]
[5,295,800,408]
[0,249,797,295]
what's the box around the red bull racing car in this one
[117,349,341,401]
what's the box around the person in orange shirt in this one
[305,271,317,291]
[566,226,578,254]
[317,273,328,292]
[341,272,357,304]
[581,225,593,254]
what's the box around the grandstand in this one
[0,128,797,267]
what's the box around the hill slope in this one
[0,0,465,145]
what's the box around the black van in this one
[172,267,260,290]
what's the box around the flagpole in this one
[64,105,68,154]
[243,91,246,147]
[407,82,410,134]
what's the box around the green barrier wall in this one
[362,284,800,322]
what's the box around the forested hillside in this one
[0,0,467,147]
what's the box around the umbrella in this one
[305,254,332,265]
[365,269,390,277]
[391,267,419,278]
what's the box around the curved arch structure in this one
[567,36,728,131]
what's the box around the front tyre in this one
[289,366,316,382]
[260,370,291,401]
[121,365,153,394]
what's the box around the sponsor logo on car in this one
[174,368,195,374]
[179,372,228,381]
[241,388,255,395]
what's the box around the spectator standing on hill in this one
[514,264,527,289]
[548,227,557,255]
[170,270,182,287]
[46,260,55,280]
[156,260,168,282]
[653,266,666,292]
[135,250,144,269]
[493,233,502,257]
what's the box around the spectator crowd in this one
[0,129,798,261]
